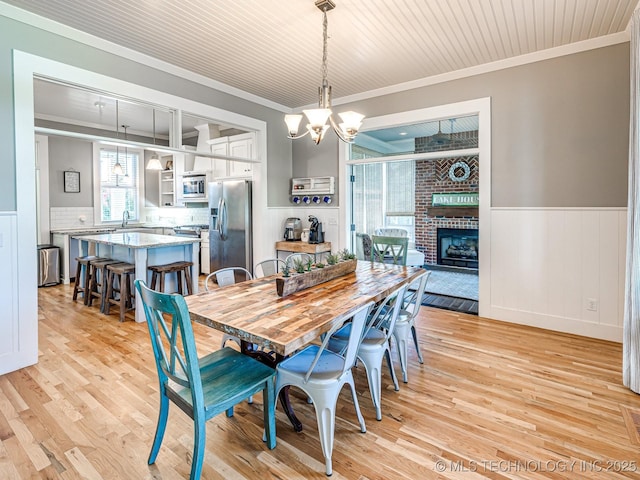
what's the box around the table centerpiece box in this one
[276,258,357,297]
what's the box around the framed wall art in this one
[63,170,80,193]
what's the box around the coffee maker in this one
[308,216,324,244]
[283,217,302,241]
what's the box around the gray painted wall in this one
[48,137,93,207]
[0,14,292,211]
[293,43,630,208]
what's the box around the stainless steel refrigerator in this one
[208,180,253,273]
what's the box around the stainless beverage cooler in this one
[37,244,60,287]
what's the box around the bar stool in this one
[87,258,121,313]
[148,261,194,295]
[72,255,102,305]
[104,262,136,322]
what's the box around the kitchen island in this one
[73,232,200,323]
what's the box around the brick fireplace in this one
[414,129,479,269]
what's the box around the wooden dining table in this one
[185,260,423,431]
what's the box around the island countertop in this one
[73,232,201,322]
[71,232,199,248]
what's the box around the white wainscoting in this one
[0,213,37,375]
[482,208,626,342]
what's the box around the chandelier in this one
[284,0,364,145]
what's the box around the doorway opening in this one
[345,108,486,315]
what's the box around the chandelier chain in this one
[321,8,328,86]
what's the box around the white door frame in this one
[11,50,268,373]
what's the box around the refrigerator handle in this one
[215,197,224,235]
[220,197,227,239]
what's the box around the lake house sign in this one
[432,192,479,207]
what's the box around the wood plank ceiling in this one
[3,0,639,109]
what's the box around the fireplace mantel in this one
[426,206,479,217]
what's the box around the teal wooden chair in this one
[134,279,276,480]
[370,235,408,265]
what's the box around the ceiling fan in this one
[430,120,451,145]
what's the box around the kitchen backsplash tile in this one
[143,207,209,226]
[50,207,95,229]
[51,206,209,230]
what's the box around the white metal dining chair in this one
[328,283,407,421]
[254,258,286,278]
[204,266,253,291]
[275,301,374,476]
[204,266,254,349]
[392,270,431,383]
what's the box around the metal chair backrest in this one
[370,235,409,265]
[284,253,314,269]
[254,258,286,278]
[205,267,253,291]
[302,301,374,383]
[401,270,431,319]
[364,283,407,342]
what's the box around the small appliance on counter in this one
[284,217,302,241]
[308,216,324,244]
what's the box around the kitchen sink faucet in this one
[122,210,130,228]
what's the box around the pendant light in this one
[146,109,162,170]
[122,125,129,178]
[284,0,364,145]
[112,100,124,175]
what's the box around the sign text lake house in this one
[432,192,479,207]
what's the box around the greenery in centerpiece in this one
[293,258,306,274]
[339,248,357,260]
[281,263,291,277]
[326,253,339,265]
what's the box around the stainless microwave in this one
[182,173,207,199]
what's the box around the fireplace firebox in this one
[437,228,478,269]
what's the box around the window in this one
[351,160,415,241]
[94,145,141,223]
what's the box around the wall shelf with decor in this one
[290,176,335,205]
[291,176,335,195]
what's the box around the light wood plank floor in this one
[2,281,640,479]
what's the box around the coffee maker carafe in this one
[308,216,324,244]
[283,217,302,241]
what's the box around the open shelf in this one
[291,176,335,195]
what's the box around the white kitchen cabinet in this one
[228,135,254,176]
[206,133,254,178]
[208,139,229,178]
